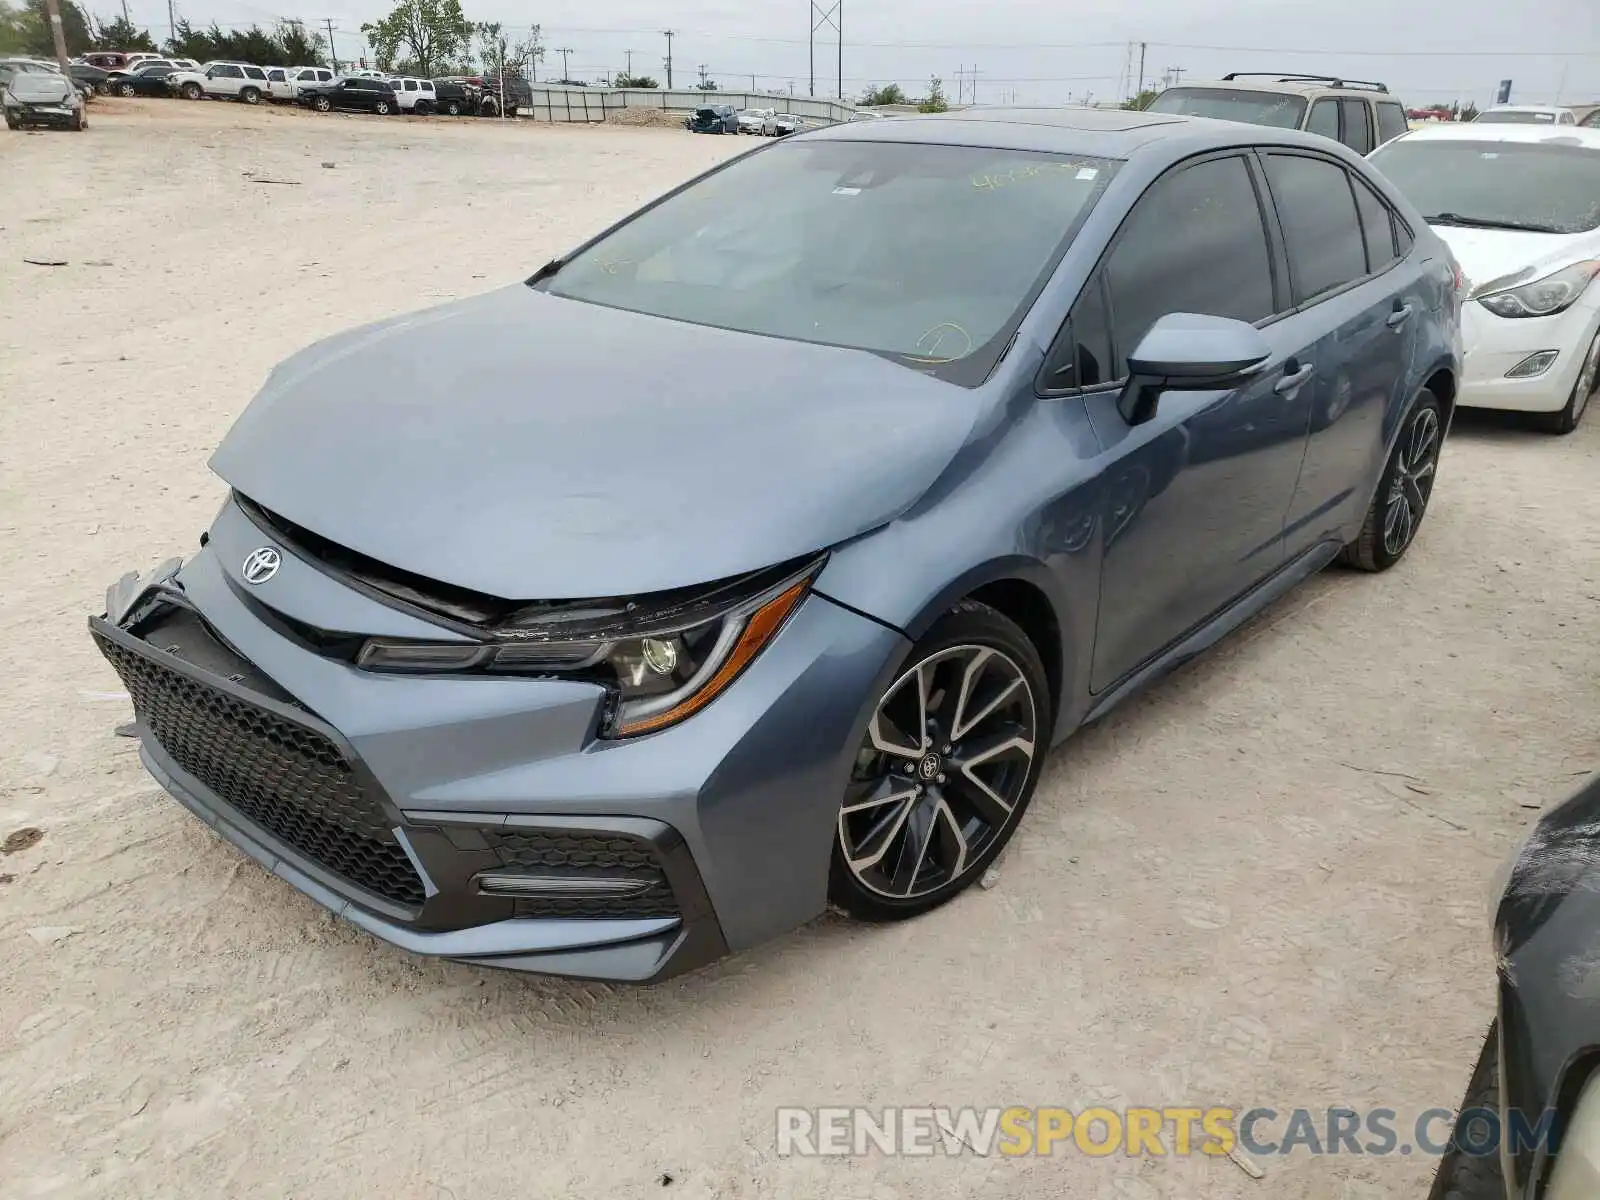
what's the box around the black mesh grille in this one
[93,630,426,909]
[487,830,679,919]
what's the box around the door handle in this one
[1386,304,1414,329]
[1274,364,1315,395]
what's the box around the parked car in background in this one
[1472,104,1577,126]
[761,112,805,136]
[69,62,111,95]
[1369,124,1600,433]
[109,62,181,97]
[297,75,399,115]
[4,67,86,130]
[168,61,269,103]
[286,66,334,98]
[88,108,1460,983]
[1148,73,1411,154]
[386,76,437,113]
[1427,772,1600,1200]
[80,51,133,71]
[0,56,86,100]
[737,107,774,133]
[689,103,738,133]
[430,79,471,115]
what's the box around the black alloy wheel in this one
[313,95,331,112]
[831,601,1048,921]
[1341,390,1442,572]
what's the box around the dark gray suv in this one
[90,108,1462,982]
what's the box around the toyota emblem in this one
[241,547,282,585]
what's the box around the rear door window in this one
[1307,99,1339,140]
[1376,102,1408,144]
[1350,174,1399,273]
[1102,154,1277,376]
[1339,99,1374,153]
[1263,153,1369,303]
[244,66,266,80]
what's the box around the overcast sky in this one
[120,0,1598,107]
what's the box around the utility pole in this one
[1136,41,1146,98]
[166,0,175,48]
[661,29,674,88]
[325,17,339,71]
[697,62,710,89]
[750,73,755,91]
[1168,65,1185,86]
[554,46,573,80]
[836,0,842,99]
[809,0,839,98]
[43,0,69,69]
[120,0,129,25]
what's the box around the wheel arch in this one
[868,557,1072,732]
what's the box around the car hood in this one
[7,73,73,102]
[1429,224,1592,294]
[210,285,982,600]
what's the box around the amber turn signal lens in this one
[616,578,810,737]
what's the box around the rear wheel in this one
[414,99,432,115]
[1340,389,1442,572]
[1530,329,1600,435]
[239,86,260,105]
[118,81,135,97]
[829,601,1050,922]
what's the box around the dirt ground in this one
[3,99,1598,1200]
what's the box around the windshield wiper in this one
[1423,212,1564,234]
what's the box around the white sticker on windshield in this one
[833,186,861,195]
[1075,167,1099,180]
[1480,152,1499,159]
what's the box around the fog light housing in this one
[1505,350,1559,379]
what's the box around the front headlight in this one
[1474,260,1600,319]
[356,556,821,738]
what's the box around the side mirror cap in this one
[1119,313,1273,425]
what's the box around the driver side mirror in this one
[1119,313,1272,425]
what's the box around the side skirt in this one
[1078,538,1344,729]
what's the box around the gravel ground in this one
[3,99,1598,1200]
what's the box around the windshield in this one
[1474,110,1557,124]
[1369,138,1600,234]
[542,140,1118,385]
[1146,86,1308,129]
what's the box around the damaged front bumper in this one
[88,504,907,982]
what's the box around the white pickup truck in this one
[264,65,334,102]
[168,61,271,104]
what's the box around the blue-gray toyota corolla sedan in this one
[91,108,1462,982]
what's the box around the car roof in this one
[808,105,1354,159]
[1165,77,1390,98]
[1385,122,1600,150]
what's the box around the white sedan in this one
[1370,123,1600,433]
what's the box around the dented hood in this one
[210,285,981,600]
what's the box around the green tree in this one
[361,0,473,79]
[1460,100,1480,122]
[917,75,947,113]
[90,13,156,51]
[614,73,657,88]
[1122,87,1159,111]
[858,82,905,106]
[274,19,325,66]
[511,24,541,80]
[16,0,92,55]
[476,19,507,75]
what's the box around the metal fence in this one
[522,86,863,125]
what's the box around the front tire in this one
[118,82,136,97]
[1531,329,1600,435]
[444,99,462,115]
[829,600,1050,922]
[1427,1022,1505,1200]
[182,82,202,100]
[374,99,392,114]
[1340,389,1443,572]
[312,95,332,112]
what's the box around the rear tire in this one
[118,82,135,97]
[414,99,432,115]
[1529,329,1600,435]
[444,99,461,115]
[239,86,260,105]
[1427,1022,1506,1200]
[828,600,1051,923]
[1340,389,1443,572]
